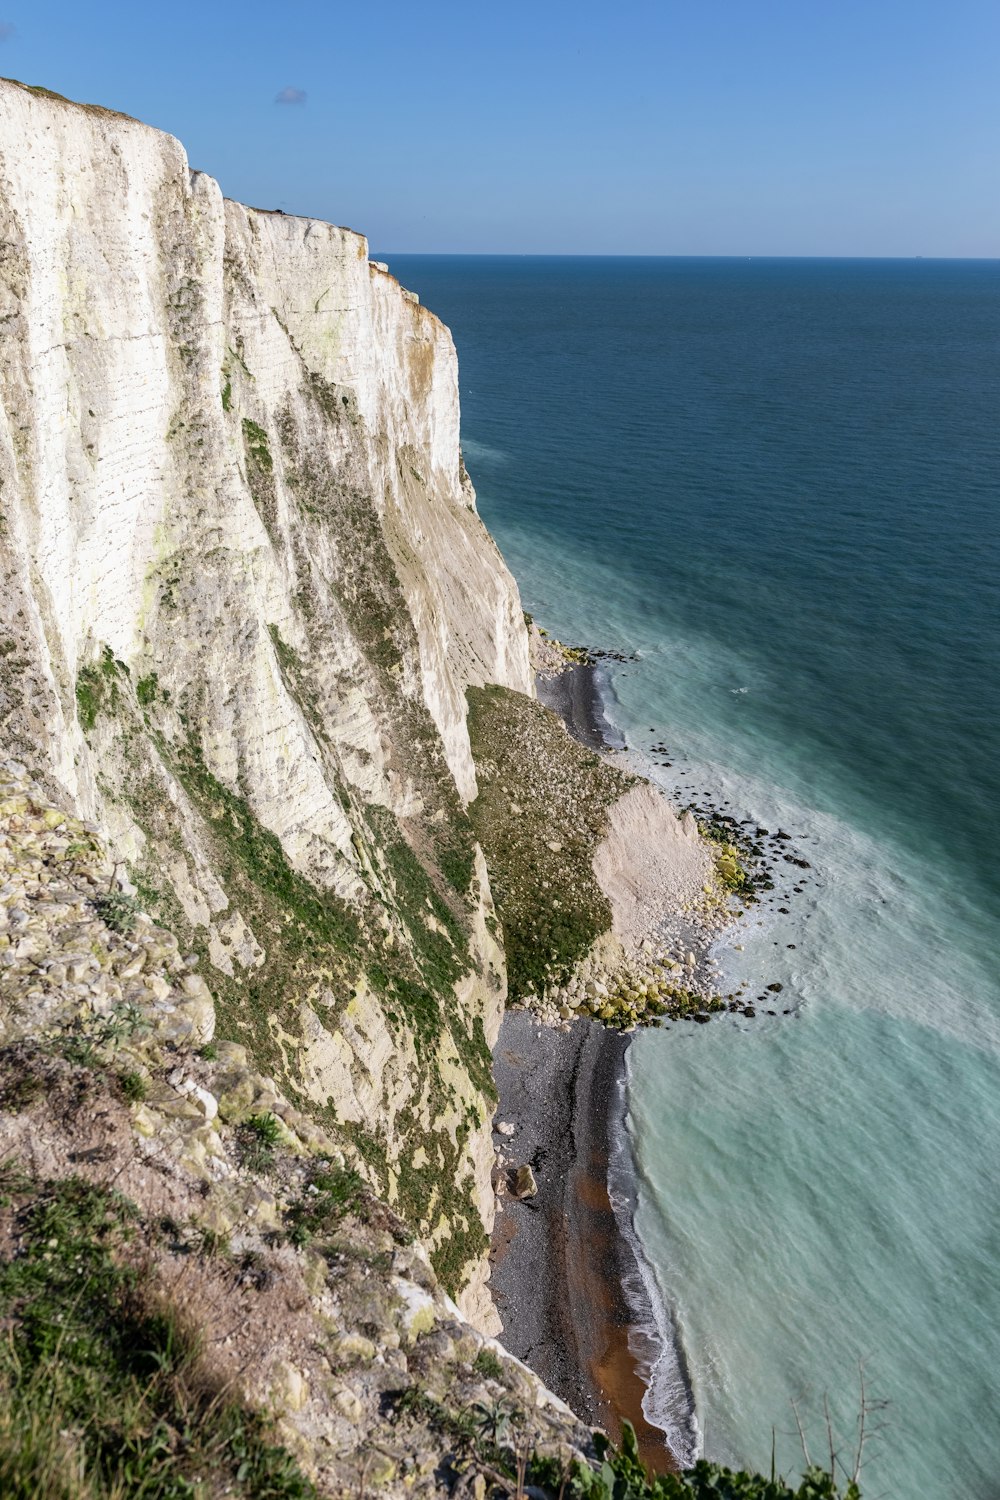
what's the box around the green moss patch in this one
[168,738,361,1075]
[241,418,272,472]
[391,1104,489,1298]
[242,418,278,534]
[176,744,359,958]
[690,808,770,901]
[367,805,469,992]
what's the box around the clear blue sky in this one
[2,0,997,255]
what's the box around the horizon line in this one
[374,251,998,262]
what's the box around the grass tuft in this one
[92,891,140,934]
[115,1069,147,1104]
[238,1112,283,1172]
[286,1165,365,1247]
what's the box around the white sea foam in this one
[461,436,510,466]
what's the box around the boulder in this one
[511,1164,537,1199]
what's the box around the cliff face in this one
[0,77,531,1322]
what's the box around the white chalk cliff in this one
[0,77,532,1324]
[0,78,712,1344]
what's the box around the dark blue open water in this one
[386,256,1000,1498]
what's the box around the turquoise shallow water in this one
[386,256,1000,1497]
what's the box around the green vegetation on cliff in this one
[467,685,634,999]
[75,646,128,732]
[571,1423,861,1500]
[69,652,491,1299]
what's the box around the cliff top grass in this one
[467,685,635,1000]
[2,76,144,125]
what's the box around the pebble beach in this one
[489,658,718,1470]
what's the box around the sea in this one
[383,255,1000,1500]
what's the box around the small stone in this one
[189,1084,218,1121]
[272,1360,309,1413]
[213,1040,249,1066]
[392,1277,437,1343]
[241,1184,279,1225]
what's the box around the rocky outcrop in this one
[0,76,530,1321]
[465,684,716,1032]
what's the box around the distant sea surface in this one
[384,255,1000,1499]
